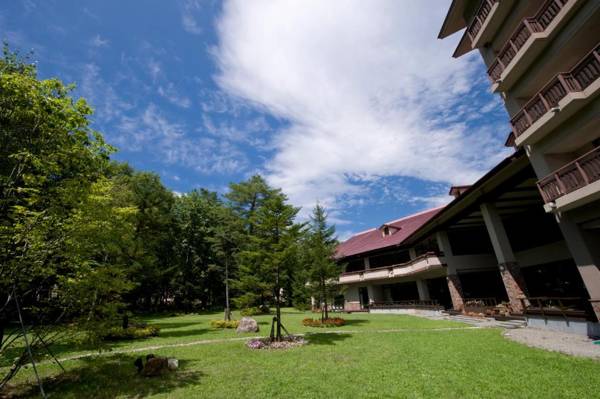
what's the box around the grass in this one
[3,309,600,398]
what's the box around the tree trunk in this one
[224,255,231,321]
[275,265,282,341]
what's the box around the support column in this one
[416,280,430,301]
[409,247,417,260]
[436,231,465,311]
[363,257,370,270]
[557,215,600,321]
[480,203,528,313]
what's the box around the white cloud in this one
[90,34,109,48]
[158,82,192,108]
[180,0,203,35]
[116,104,246,174]
[213,0,509,216]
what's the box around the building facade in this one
[335,1,600,335]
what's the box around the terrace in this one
[488,0,572,83]
[537,145,600,206]
[338,252,444,284]
[510,43,600,143]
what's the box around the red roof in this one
[335,206,444,259]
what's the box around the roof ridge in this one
[385,205,445,225]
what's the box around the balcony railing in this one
[466,0,498,42]
[370,300,442,311]
[520,296,589,319]
[510,43,600,137]
[537,145,600,203]
[487,0,570,82]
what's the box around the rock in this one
[142,357,169,377]
[236,317,259,333]
[167,358,179,370]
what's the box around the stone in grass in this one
[135,354,179,377]
[236,317,259,333]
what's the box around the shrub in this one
[210,319,240,329]
[103,325,160,341]
[302,317,346,327]
[240,305,270,316]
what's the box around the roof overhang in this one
[438,0,469,39]
[404,149,530,244]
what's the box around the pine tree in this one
[236,192,300,341]
[304,204,341,321]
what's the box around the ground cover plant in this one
[2,309,600,398]
[302,317,346,327]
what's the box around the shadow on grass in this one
[150,321,203,330]
[5,355,203,399]
[157,328,210,339]
[305,333,353,346]
[340,319,368,327]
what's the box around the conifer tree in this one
[304,204,341,321]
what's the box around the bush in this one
[302,317,346,328]
[210,319,240,329]
[241,305,270,316]
[103,325,160,341]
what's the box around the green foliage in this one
[301,317,346,327]
[102,325,160,341]
[240,306,271,316]
[209,319,240,329]
[301,204,342,321]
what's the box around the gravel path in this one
[503,328,600,360]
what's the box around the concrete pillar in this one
[436,231,465,311]
[409,247,417,260]
[416,280,430,301]
[367,285,383,304]
[364,257,370,270]
[557,215,600,321]
[480,203,528,313]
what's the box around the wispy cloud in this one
[180,0,203,35]
[158,82,192,108]
[90,34,109,48]
[213,0,510,217]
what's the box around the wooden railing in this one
[510,43,600,137]
[466,0,498,42]
[520,296,589,319]
[464,297,499,308]
[537,145,600,203]
[339,252,439,277]
[370,300,442,310]
[487,0,570,82]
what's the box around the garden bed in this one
[302,317,346,327]
[246,335,307,350]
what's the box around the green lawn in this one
[3,309,600,398]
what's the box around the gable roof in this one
[335,206,445,259]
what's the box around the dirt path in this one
[51,326,481,364]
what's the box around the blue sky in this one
[2,0,511,240]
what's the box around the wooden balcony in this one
[338,252,444,284]
[466,0,498,42]
[488,0,571,83]
[510,43,600,137]
[537,145,600,204]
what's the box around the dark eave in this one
[403,148,528,245]
[438,0,469,39]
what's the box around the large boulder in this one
[236,317,259,333]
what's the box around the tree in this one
[209,205,244,321]
[171,189,223,311]
[236,192,300,341]
[304,204,341,321]
[116,169,176,311]
[225,175,278,235]
[0,46,134,388]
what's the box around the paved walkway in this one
[504,328,600,360]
